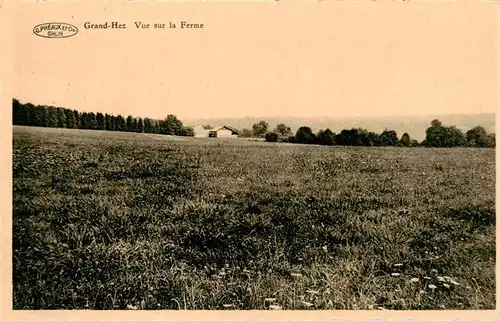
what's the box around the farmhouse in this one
[192,125,239,138]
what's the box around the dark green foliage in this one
[180,126,195,137]
[73,110,80,128]
[316,128,336,146]
[12,98,22,125]
[96,112,105,130]
[115,115,126,131]
[295,126,315,144]
[137,117,144,133]
[44,106,58,127]
[160,114,183,135]
[252,120,269,138]
[104,114,113,131]
[144,118,153,133]
[275,123,291,136]
[264,131,278,142]
[425,119,468,148]
[238,128,253,138]
[335,128,366,146]
[487,133,495,148]
[400,133,411,147]
[132,118,138,132]
[466,126,494,148]
[11,99,194,138]
[88,112,97,129]
[126,115,134,132]
[380,130,399,146]
[65,109,77,128]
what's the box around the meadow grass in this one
[12,126,495,310]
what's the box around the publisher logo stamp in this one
[33,22,79,38]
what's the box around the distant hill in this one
[185,113,495,141]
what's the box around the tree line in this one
[13,98,495,148]
[12,99,194,136]
[245,119,495,148]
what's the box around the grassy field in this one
[12,125,496,310]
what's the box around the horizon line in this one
[12,97,496,122]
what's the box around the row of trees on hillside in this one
[12,99,495,148]
[422,119,495,148]
[254,120,495,148]
[12,99,194,136]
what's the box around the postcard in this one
[1,1,498,320]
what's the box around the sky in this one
[6,2,498,121]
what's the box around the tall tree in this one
[160,114,183,135]
[275,123,292,137]
[65,109,77,128]
[126,115,134,132]
[96,112,106,130]
[56,108,67,128]
[132,118,139,132]
[252,120,269,138]
[105,114,112,131]
[466,126,491,147]
[88,112,97,129]
[335,128,364,146]
[316,128,336,145]
[295,126,315,144]
[379,129,399,146]
[444,126,466,147]
[73,110,81,128]
[12,99,22,125]
[487,133,496,148]
[400,133,411,147]
[38,106,48,127]
[144,118,153,133]
[137,117,144,133]
[44,106,58,127]
[24,103,36,126]
[80,112,89,129]
[366,131,382,146]
[116,115,126,131]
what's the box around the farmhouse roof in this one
[213,125,239,134]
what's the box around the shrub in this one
[295,126,315,144]
[264,132,278,142]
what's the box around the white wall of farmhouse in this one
[217,129,234,137]
[193,125,209,137]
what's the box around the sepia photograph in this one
[4,1,497,313]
